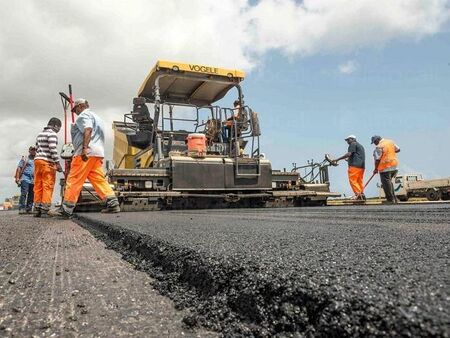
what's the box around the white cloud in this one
[339,60,359,74]
[247,0,450,56]
[0,0,449,201]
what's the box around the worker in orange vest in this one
[371,135,401,204]
[331,135,366,200]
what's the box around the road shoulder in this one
[0,212,215,337]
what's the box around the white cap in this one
[345,134,356,140]
[71,98,88,111]
[73,98,87,106]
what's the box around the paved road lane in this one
[78,204,450,337]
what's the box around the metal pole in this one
[59,91,71,173]
[69,84,74,123]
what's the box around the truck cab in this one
[378,173,450,202]
[378,173,423,201]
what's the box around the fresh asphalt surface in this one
[77,204,450,337]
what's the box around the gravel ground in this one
[77,204,450,337]
[0,211,216,337]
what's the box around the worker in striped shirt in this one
[34,117,63,217]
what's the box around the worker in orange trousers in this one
[48,99,120,218]
[331,135,366,200]
[34,118,63,217]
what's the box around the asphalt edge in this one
[74,215,339,336]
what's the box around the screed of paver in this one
[0,213,216,337]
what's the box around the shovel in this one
[363,172,377,190]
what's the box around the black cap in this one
[48,117,62,127]
[371,135,381,144]
[29,145,36,151]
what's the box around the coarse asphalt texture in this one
[76,204,450,337]
[0,212,216,337]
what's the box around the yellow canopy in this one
[137,60,245,106]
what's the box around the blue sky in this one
[238,32,450,196]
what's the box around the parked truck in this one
[379,173,450,201]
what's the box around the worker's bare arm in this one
[81,127,93,161]
[334,152,352,162]
[373,160,380,174]
[82,128,93,148]
[14,166,20,184]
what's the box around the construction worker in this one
[371,135,401,204]
[223,99,243,141]
[331,135,366,200]
[15,146,36,214]
[34,118,63,217]
[49,99,120,218]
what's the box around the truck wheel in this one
[426,189,441,201]
[398,196,409,202]
[441,193,450,201]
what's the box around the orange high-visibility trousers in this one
[34,159,57,206]
[348,166,365,195]
[64,156,115,204]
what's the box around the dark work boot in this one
[48,207,72,219]
[101,196,121,213]
[48,202,74,219]
[33,204,42,217]
[33,208,42,218]
[382,200,396,205]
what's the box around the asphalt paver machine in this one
[107,61,339,211]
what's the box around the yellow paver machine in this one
[108,60,339,211]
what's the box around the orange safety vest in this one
[377,139,398,172]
